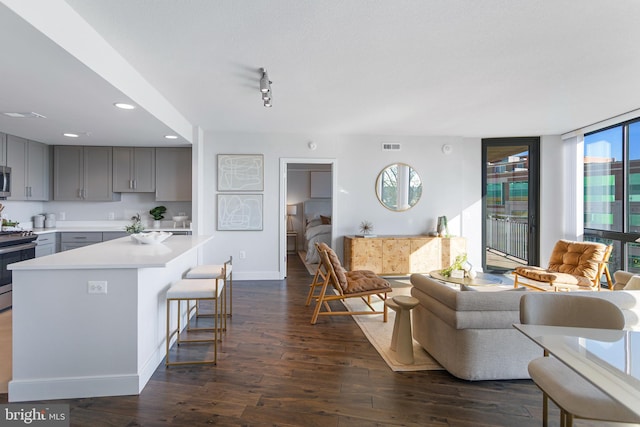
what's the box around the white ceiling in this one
[1,0,640,147]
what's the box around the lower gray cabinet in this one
[102,232,129,241]
[60,232,102,251]
[35,233,57,257]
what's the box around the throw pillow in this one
[624,275,640,290]
[320,215,331,225]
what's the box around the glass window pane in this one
[584,126,623,232]
[629,122,640,233]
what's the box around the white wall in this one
[202,131,485,279]
[540,135,566,264]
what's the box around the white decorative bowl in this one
[131,231,172,245]
[172,215,188,223]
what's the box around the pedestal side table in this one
[385,295,420,364]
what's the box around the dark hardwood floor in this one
[2,255,564,426]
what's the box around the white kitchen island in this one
[8,234,213,402]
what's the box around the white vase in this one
[153,220,161,229]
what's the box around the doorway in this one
[482,137,540,272]
[279,158,336,279]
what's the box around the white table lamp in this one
[287,205,297,231]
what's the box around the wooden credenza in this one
[343,235,466,275]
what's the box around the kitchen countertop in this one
[10,234,212,270]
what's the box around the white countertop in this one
[9,234,213,270]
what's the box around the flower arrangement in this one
[440,253,468,277]
[125,213,145,234]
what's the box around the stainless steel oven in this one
[0,232,37,311]
[0,165,11,199]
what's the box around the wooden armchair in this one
[513,240,613,291]
[305,242,392,324]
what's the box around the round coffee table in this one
[429,271,513,286]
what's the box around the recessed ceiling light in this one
[2,112,46,119]
[63,133,79,138]
[164,135,178,140]
[113,102,136,110]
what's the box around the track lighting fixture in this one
[260,68,273,107]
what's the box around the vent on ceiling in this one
[2,112,47,119]
[382,142,401,151]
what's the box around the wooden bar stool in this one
[165,278,224,367]
[186,257,233,319]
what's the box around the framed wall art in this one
[217,193,263,231]
[218,154,264,191]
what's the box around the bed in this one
[303,199,332,264]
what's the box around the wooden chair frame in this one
[514,244,613,292]
[307,243,391,325]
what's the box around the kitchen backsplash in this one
[1,192,191,226]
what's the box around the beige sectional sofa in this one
[409,273,640,381]
[410,274,540,381]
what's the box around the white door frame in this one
[279,157,337,279]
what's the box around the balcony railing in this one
[486,215,528,262]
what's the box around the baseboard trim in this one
[9,374,140,402]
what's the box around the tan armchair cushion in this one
[547,240,605,280]
[514,266,594,288]
[344,270,391,293]
[317,242,348,290]
[514,240,607,288]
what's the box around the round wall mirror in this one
[375,163,422,211]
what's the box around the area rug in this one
[341,278,444,372]
[298,251,318,276]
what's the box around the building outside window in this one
[583,121,640,277]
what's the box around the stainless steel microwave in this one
[0,166,11,199]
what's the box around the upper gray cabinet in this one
[113,147,155,192]
[155,147,192,201]
[53,146,115,201]
[7,135,49,201]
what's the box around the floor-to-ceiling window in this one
[584,120,640,277]
[482,137,540,272]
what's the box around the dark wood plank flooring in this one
[1,255,578,426]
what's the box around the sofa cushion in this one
[460,284,527,292]
[624,276,640,290]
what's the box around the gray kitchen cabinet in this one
[35,233,57,257]
[155,147,192,201]
[53,146,116,201]
[60,232,103,251]
[102,231,129,241]
[113,147,155,192]
[6,135,49,201]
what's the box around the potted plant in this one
[149,206,167,228]
[125,213,145,234]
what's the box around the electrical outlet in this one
[239,250,246,259]
[88,281,108,294]
[107,212,115,220]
